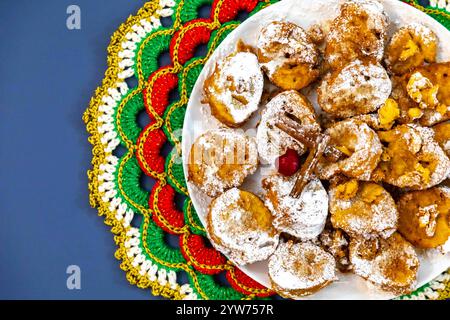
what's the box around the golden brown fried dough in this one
[257,21,320,90]
[268,241,336,299]
[207,188,279,265]
[373,124,450,189]
[188,130,258,197]
[317,119,383,180]
[349,233,419,295]
[397,187,450,250]
[324,0,388,70]
[385,23,437,75]
[330,181,398,239]
[204,51,264,127]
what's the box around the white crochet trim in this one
[125,228,198,300]
[397,272,450,300]
[429,0,450,12]
[94,0,198,300]
[118,0,176,79]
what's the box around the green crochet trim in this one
[250,0,278,15]
[115,155,149,212]
[193,273,246,300]
[180,0,214,23]
[183,199,207,236]
[207,21,239,53]
[163,103,186,146]
[115,90,145,146]
[135,29,172,80]
[140,218,186,270]
[179,57,204,98]
[429,11,450,29]
[165,148,188,195]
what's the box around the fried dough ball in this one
[256,90,320,164]
[268,241,336,299]
[262,175,328,240]
[329,180,398,239]
[385,23,438,75]
[373,124,450,189]
[391,63,450,126]
[415,63,450,126]
[317,59,391,119]
[397,187,450,250]
[257,21,320,90]
[188,130,258,198]
[324,0,389,70]
[207,188,279,265]
[204,51,264,127]
[349,233,419,295]
[317,119,383,180]
[433,122,450,157]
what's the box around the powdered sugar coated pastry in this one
[257,21,320,90]
[349,233,419,295]
[204,51,264,127]
[256,90,320,164]
[397,186,450,252]
[329,181,398,239]
[318,59,392,118]
[325,0,389,69]
[374,124,450,190]
[317,119,383,180]
[188,129,258,198]
[385,23,438,75]
[263,174,328,240]
[268,241,337,299]
[207,188,279,265]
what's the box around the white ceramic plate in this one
[182,0,450,299]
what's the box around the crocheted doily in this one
[84,0,450,300]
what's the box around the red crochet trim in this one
[212,0,259,23]
[170,19,213,65]
[180,233,228,274]
[227,268,274,297]
[150,181,186,233]
[144,67,178,117]
[136,127,167,177]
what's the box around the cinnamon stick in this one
[290,134,330,198]
[275,113,343,162]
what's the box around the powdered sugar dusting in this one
[268,241,337,296]
[264,175,329,240]
[189,129,258,197]
[213,52,264,123]
[208,188,279,265]
[329,183,398,238]
[383,125,450,189]
[258,21,318,78]
[318,119,383,180]
[350,234,419,294]
[318,59,392,118]
[391,22,437,47]
[326,0,389,66]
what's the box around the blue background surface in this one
[0,0,163,300]
[0,0,434,300]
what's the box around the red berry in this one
[276,149,301,176]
